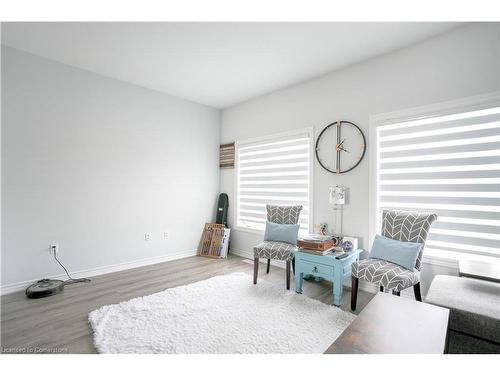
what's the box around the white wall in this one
[220,23,500,267]
[1,46,220,289]
[2,23,499,293]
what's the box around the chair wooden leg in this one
[413,282,422,302]
[292,257,295,274]
[379,285,384,292]
[392,290,400,296]
[266,259,271,274]
[351,276,359,311]
[253,258,259,284]
[286,260,291,290]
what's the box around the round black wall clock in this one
[315,120,366,174]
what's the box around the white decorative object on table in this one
[341,236,358,252]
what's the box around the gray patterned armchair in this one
[253,205,303,290]
[351,210,437,311]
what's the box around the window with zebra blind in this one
[371,93,500,262]
[235,128,313,234]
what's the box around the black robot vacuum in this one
[25,278,65,298]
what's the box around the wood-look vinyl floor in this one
[1,255,374,354]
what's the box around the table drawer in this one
[301,260,333,277]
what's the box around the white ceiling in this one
[2,22,462,108]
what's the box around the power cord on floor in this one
[53,251,91,285]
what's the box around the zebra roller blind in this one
[236,129,313,233]
[376,105,500,259]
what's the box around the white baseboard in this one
[229,247,253,259]
[422,254,459,269]
[230,247,379,294]
[231,247,287,268]
[1,249,198,296]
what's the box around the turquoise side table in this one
[294,249,362,306]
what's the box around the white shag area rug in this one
[88,272,355,354]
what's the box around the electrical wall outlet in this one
[144,232,152,241]
[50,243,59,255]
[163,232,168,240]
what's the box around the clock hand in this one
[336,140,349,152]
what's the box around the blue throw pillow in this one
[369,234,422,270]
[264,221,300,245]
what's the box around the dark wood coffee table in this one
[324,292,450,354]
[459,260,500,283]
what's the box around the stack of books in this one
[297,234,337,255]
[198,223,231,258]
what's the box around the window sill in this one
[233,225,312,237]
[422,253,458,269]
[423,248,500,268]
[233,226,264,236]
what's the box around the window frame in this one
[234,127,314,235]
[369,91,500,265]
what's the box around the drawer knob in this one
[313,266,318,273]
